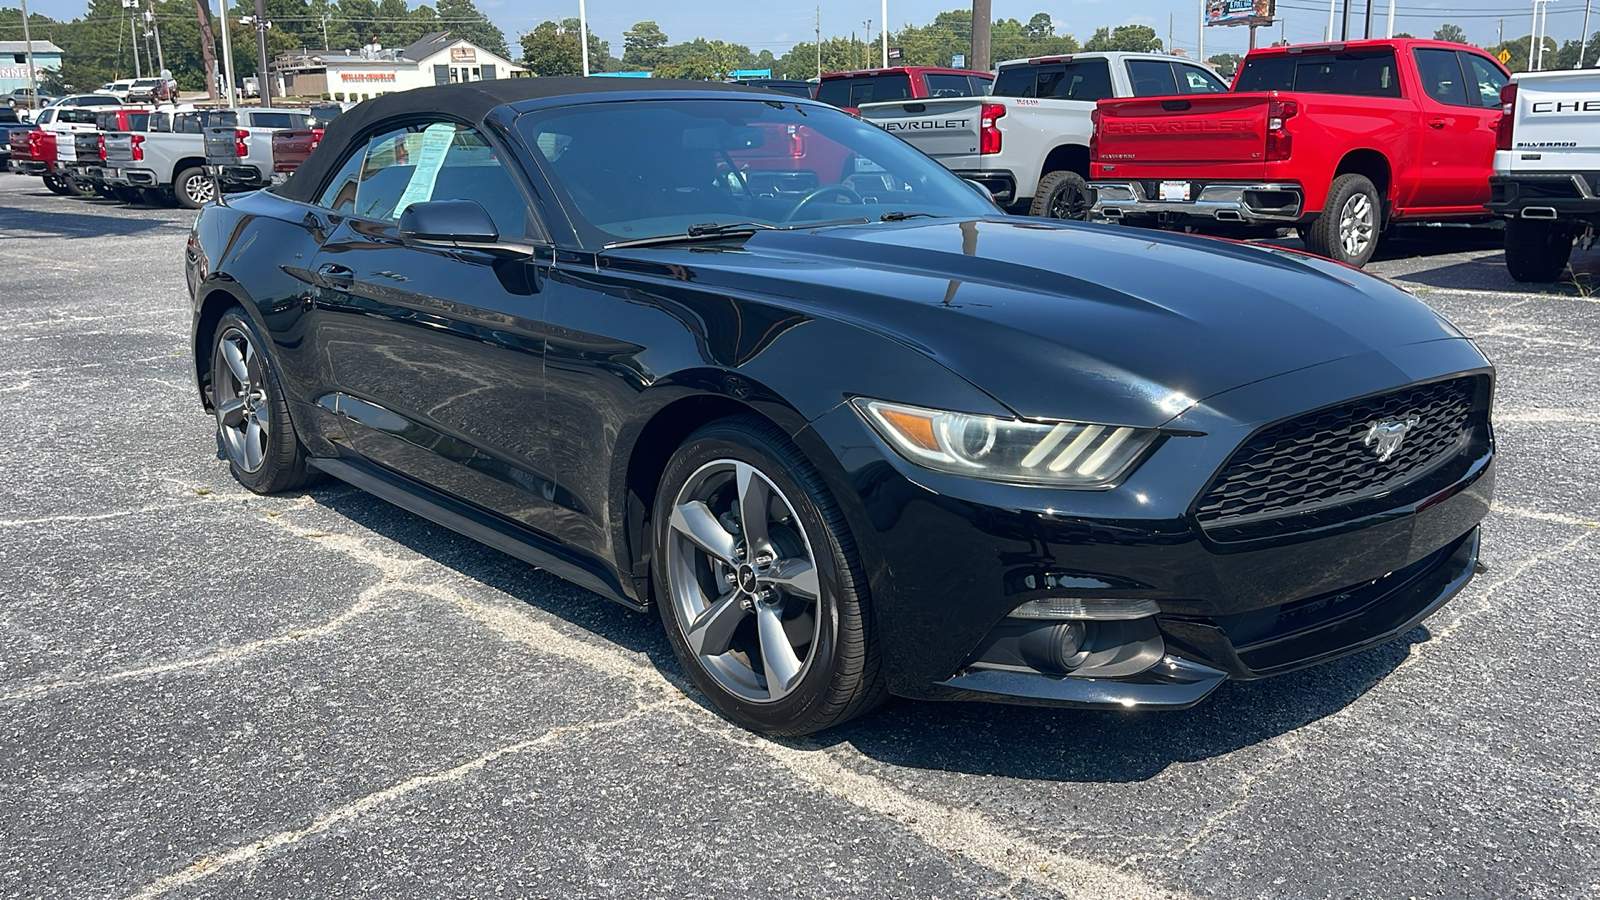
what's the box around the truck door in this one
[1411,47,1504,212]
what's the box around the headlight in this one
[852,399,1158,488]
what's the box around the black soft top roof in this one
[277,77,762,204]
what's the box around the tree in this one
[1433,23,1468,44]
[1207,52,1241,77]
[622,20,669,69]
[1394,31,1415,38]
[1084,24,1161,53]
[436,0,508,57]
[1023,13,1054,40]
[519,18,608,76]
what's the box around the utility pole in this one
[1580,0,1592,67]
[193,0,218,101]
[882,0,888,67]
[579,0,590,76]
[1341,0,1352,41]
[1169,13,1174,53]
[1530,0,1541,70]
[219,0,237,106]
[253,0,271,106]
[1326,0,1336,40]
[972,0,991,72]
[1386,0,1395,37]
[19,0,37,116]
[864,20,871,69]
[815,7,821,79]
[1199,0,1205,60]
[1363,0,1374,39]
[321,13,329,51]
[147,7,166,75]
[124,0,143,78]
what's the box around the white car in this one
[95,80,136,101]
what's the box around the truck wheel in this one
[1303,173,1381,267]
[1504,218,1574,283]
[42,175,72,195]
[1029,170,1094,221]
[174,166,216,209]
[111,186,140,204]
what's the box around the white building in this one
[277,32,524,101]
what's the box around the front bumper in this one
[804,342,1494,710]
[1092,180,1303,226]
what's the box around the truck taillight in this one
[1089,108,1100,162]
[787,124,804,157]
[1265,98,1297,162]
[980,103,1005,155]
[235,129,250,158]
[98,134,107,161]
[131,134,145,162]
[1496,83,1517,151]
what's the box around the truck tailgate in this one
[73,132,101,164]
[859,98,988,170]
[102,134,135,166]
[204,127,239,167]
[1094,94,1273,170]
[1505,71,1600,171]
[270,129,320,173]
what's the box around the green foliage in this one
[435,0,507,58]
[1488,34,1560,74]
[1207,52,1242,77]
[622,20,669,70]
[1084,25,1161,53]
[1432,23,1468,45]
[519,18,609,76]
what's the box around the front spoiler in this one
[932,526,1479,710]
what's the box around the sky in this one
[11,0,1592,62]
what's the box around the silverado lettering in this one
[1106,119,1256,135]
[1530,100,1600,113]
[883,119,970,132]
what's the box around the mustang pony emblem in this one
[1363,418,1419,462]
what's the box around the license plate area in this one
[1159,181,1191,202]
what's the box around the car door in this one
[1411,47,1502,212]
[306,119,563,534]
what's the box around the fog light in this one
[1009,597,1160,621]
[1019,620,1087,673]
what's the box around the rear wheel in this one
[111,185,140,204]
[1503,217,1574,283]
[1303,173,1381,267]
[42,175,72,195]
[1029,170,1094,221]
[209,308,320,493]
[175,166,216,209]
[653,417,885,736]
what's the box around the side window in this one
[924,73,972,98]
[316,143,368,214]
[1040,60,1114,101]
[1127,60,1179,97]
[347,121,529,239]
[815,79,851,106]
[1177,65,1229,94]
[1460,52,1508,107]
[1415,48,1468,106]
[968,75,991,95]
[250,112,297,129]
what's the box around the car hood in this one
[612,218,1468,427]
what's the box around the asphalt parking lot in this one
[1,173,1596,900]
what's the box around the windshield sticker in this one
[394,122,457,215]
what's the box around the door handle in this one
[1427,118,1448,129]
[314,262,354,290]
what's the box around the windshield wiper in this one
[604,218,871,249]
[879,211,941,222]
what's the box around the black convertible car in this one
[185,79,1494,735]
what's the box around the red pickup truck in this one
[1089,39,1509,266]
[814,66,993,115]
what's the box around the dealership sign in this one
[451,47,477,63]
[340,71,397,81]
[1206,0,1274,26]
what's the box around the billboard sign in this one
[1207,0,1274,26]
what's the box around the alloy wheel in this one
[1338,191,1375,259]
[214,326,270,472]
[1048,181,1090,220]
[666,459,822,702]
[186,172,217,206]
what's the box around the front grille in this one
[1194,377,1480,530]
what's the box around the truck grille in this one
[1194,377,1480,530]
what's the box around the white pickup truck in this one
[858,52,1229,217]
[1484,69,1600,282]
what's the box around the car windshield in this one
[518,97,995,246]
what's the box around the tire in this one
[653,416,886,736]
[1303,173,1381,267]
[66,176,97,198]
[174,166,216,209]
[209,308,320,494]
[111,185,140,204]
[92,182,115,198]
[1504,217,1574,283]
[1028,170,1094,220]
[42,175,72,195]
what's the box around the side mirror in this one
[398,199,531,257]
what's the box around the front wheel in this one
[1029,170,1094,220]
[174,166,216,209]
[209,308,320,493]
[1303,173,1381,267]
[1503,217,1574,283]
[653,417,885,736]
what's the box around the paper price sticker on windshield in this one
[395,122,457,215]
